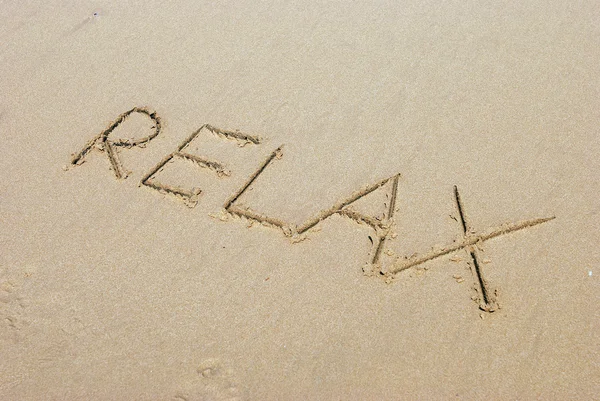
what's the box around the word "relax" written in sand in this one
[67,107,555,313]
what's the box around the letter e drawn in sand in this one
[140,124,261,207]
[385,185,555,312]
[69,107,162,179]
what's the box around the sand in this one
[1,1,598,399]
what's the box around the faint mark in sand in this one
[384,186,555,312]
[67,9,104,35]
[173,358,244,401]
[37,337,71,367]
[0,264,37,343]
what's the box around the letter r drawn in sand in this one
[69,107,162,179]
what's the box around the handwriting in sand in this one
[67,107,555,314]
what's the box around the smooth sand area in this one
[1,1,598,399]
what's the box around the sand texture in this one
[1,1,599,399]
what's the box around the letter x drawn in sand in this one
[386,186,555,312]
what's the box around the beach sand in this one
[1,1,598,399]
